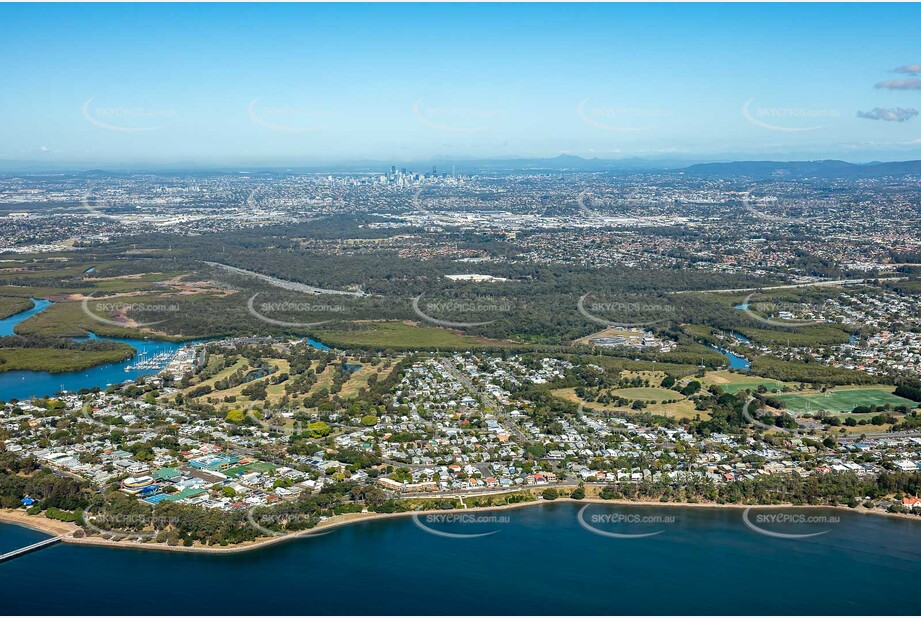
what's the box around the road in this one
[204,261,367,297]
[674,276,907,295]
[401,480,580,499]
[837,430,921,441]
[437,359,530,444]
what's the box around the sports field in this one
[716,379,786,394]
[702,370,786,394]
[609,387,678,402]
[223,461,278,477]
[776,388,916,412]
[551,387,703,420]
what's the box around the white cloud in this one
[875,78,921,90]
[857,107,919,122]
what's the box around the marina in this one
[124,350,174,372]
[0,300,196,401]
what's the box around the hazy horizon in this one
[3,152,921,176]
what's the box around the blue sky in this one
[1,3,919,166]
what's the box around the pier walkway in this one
[0,535,64,563]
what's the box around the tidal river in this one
[0,299,192,401]
[0,299,333,401]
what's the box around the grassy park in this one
[776,388,916,412]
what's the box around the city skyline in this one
[1,3,920,168]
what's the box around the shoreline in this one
[0,508,82,538]
[3,496,920,556]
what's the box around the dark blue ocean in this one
[2,503,920,615]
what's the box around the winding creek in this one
[702,304,755,371]
[705,330,752,371]
[0,299,337,401]
[0,299,192,401]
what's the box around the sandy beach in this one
[3,492,919,557]
[0,508,82,537]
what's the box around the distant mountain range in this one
[441,155,921,178]
[682,159,921,179]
